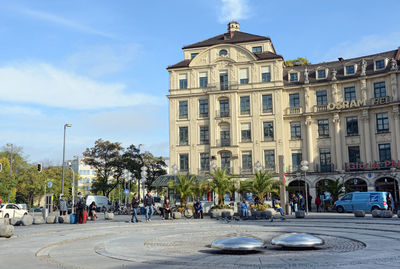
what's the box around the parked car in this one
[334,192,392,213]
[85,195,111,212]
[0,203,28,218]
[32,206,44,212]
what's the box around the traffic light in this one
[69,187,72,195]
[37,163,42,172]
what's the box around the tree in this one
[324,179,345,202]
[240,171,280,202]
[285,57,310,67]
[83,139,124,196]
[143,153,167,190]
[168,173,196,205]
[207,168,234,205]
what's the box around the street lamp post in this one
[61,124,72,195]
[68,162,75,214]
[6,143,13,203]
[300,161,309,214]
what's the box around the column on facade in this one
[304,86,311,113]
[361,110,372,163]
[305,116,313,171]
[393,106,400,160]
[333,113,342,171]
[309,187,317,211]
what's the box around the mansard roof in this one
[182,31,270,49]
[283,49,399,86]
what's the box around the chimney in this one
[227,21,240,38]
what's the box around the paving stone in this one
[46,215,56,224]
[104,212,114,220]
[33,216,44,225]
[295,210,305,218]
[0,224,13,238]
[354,210,365,217]
[21,214,33,226]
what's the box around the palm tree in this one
[324,179,345,202]
[168,173,196,205]
[241,171,280,202]
[207,168,234,205]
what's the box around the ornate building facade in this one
[167,22,400,205]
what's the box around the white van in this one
[85,195,111,212]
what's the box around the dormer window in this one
[317,69,326,79]
[252,46,262,53]
[289,72,298,82]
[375,59,385,70]
[219,49,228,56]
[191,53,198,59]
[346,65,355,75]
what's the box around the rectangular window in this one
[241,123,251,142]
[179,74,187,89]
[240,96,250,114]
[264,150,275,170]
[318,119,329,137]
[290,73,298,82]
[292,152,302,172]
[346,65,355,75]
[199,72,208,88]
[252,46,262,53]
[261,66,271,82]
[179,154,189,171]
[220,125,230,146]
[374,82,386,98]
[379,144,391,162]
[199,126,209,144]
[219,99,229,117]
[239,68,249,84]
[200,153,210,171]
[179,126,188,145]
[220,71,228,90]
[191,53,198,59]
[289,93,300,107]
[375,59,385,70]
[317,69,326,79]
[348,146,360,163]
[346,117,359,135]
[199,99,208,117]
[319,149,332,172]
[376,113,389,132]
[344,87,356,101]
[316,91,327,105]
[179,101,188,118]
[290,122,301,139]
[262,94,273,112]
[242,151,252,170]
[263,121,274,140]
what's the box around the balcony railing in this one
[206,82,239,91]
[314,105,328,112]
[240,167,253,175]
[314,163,335,173]
[179,141,189,146]
[216,110,230,118]
[286,106,303,115]
[216,139,231,147]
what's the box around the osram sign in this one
[327,99,366,110]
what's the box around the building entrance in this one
[345,178,368,192]
[375,177,399,207]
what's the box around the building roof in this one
[254,51,284,60]
[283,49,399,86]
[182,31,270,49]
[167,59,191,70]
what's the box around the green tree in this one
[324,179,345,202]
[83,139,124,196]
[207,168,234,205]
[168,173,196,205]
[285,57,310,66]
[240,171,280,202]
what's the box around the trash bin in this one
[285,204,292,215]
[140,207,146,215]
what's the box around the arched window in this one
[219,49,228,56]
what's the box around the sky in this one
[1,0,400,165]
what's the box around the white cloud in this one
[322,32,400,61]
[0,105,42,116]
[18,8,114,39]
[65,44,140,77]
[218,0,251,23]
[0,62,162,110]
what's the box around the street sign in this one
[47,181,53,188]
[124,189,129,195]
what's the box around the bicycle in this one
[170,205,194,219]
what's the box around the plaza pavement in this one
[1,212,400,269]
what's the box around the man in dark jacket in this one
[131,193,139,223]
[144,191,154,222]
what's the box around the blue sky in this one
[1,0,399,165]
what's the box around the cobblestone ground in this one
[2,213,400,269]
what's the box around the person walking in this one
[293,194,299,212]
[144,191,154,222]
[59,195,67,216]
[308,194,313,212]
[130,193,139,223]
[75,192,86,224]
[163,198,171,220]
[299,194,305,211]
[89,202,97,221]
[315,196,322,212]
[241,200,248,218]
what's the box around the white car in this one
[0,203,28,218]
